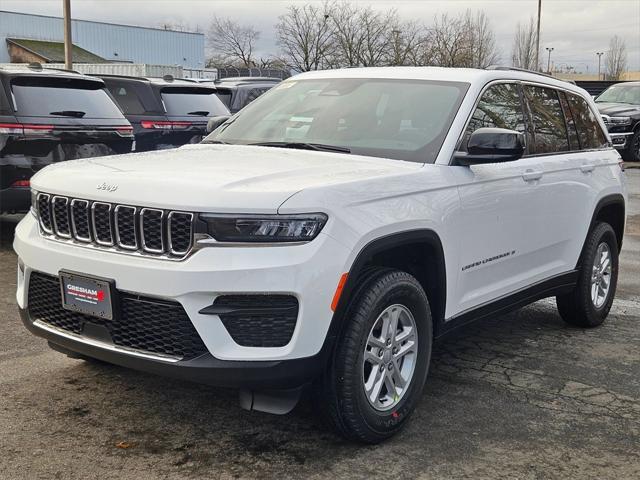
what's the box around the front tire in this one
[316,268,433,443]
[622,129,640,162]
[556,222,619,327]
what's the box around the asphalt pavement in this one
[0,170,638,480]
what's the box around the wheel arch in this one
[323,230,448,357]
[579,194,626,266]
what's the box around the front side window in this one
[205,78,469,163]
[460,83,526,152]
[566,93,608,150]
[11,77,125,119]
[523,85,569,154]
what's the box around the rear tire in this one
[556,222,619,327]
[315,268,432,443]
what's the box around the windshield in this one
[11,77,124,119]
[160,87,229,116]
[596,84,640,105]
[204,78,469,163]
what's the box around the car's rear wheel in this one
[316,268,432,443]
[556,222,619,327]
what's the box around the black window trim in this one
[450,79,613,165]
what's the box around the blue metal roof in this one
[0,10,205,68]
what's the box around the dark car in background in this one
[0,66,133,214]
[213,77,280,114]
[95,75,229,152]
[595,81,640,161]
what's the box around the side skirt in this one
[436,270,579,340]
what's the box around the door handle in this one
[580,164,595,173]
[522,169,543,182]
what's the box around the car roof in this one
[0,64,103,83]
[292,66,587,95]
[94,74,214,88]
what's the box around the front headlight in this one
[30,189,38,218]
[608,116,632,126]
[199,213,328,243]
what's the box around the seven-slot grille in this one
[36,193,194,259]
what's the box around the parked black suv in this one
[95,75,229,152]
[213,77,280,114]
[595,81,640,161]
[0,66,133,214]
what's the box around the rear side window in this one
[104,82,145,115]
[566,93,608,150]
[160,87,229,117]
[523,86,569,154]
[11,77,124,119]
[460,83,526,151]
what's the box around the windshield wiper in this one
[187,110,210,116]
[249,142,351,153]
[49,110,86,118]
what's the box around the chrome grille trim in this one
[114,205,138,250]
[51,195,71,238]
[140,208,165,254]
[91,202,114,246]
[35,193,194,261]
[70,199,91,242]
[37,193,53,234]
[168,211,194,255]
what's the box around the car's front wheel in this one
[316,268,432,443]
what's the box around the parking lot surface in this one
[1,170,639,480]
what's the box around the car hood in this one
[31,143,422,213]
[595,102,640,117]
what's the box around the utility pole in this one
[535,0,542,70]
[63,0,72,70]
[545,47,554,74]
[596,52,604,80]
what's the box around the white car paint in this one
[14,67,627,364]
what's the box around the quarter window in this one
[566,93,608,150]
[461,83,526,151]
[523,86,569,154]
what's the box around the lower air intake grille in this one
[214,295,299,347]
[27,272,208,360]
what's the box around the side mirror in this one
[454,127,525,166]
[206,115,231,134]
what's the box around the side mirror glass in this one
[206,115,231,134]
[455,127,525,166]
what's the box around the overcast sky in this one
[4,0,640,72]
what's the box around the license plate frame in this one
[59,270,116,321]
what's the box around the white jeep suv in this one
[14,67,627,443]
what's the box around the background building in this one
[0,10,205,69]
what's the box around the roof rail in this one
[486,65,555,79]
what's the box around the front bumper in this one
[609,132,633,150]
[19,307,325,389]
[14,213,350,377]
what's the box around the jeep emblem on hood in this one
[96,182,118,192]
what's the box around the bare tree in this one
[275,2,334,71]
[464,10,499,68]
[605,35,628,80]
[356,7,397,67]
[327,1,363,67]
[207,16,259,68]
[430,13,473,67]
[511,17,538,70]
